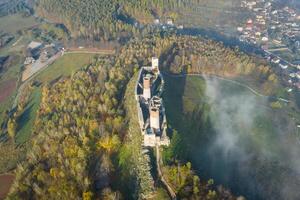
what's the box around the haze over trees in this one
[5,34,281,199]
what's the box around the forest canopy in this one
[6,34,278,199]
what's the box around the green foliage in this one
[8,56,131,199]
[161,37,279,95]
[6,34,274,199]
[35,0,227,40]
[0,0,31,17]
[35,0,130,40]
[162,162,232,199]
[162,129,186,164]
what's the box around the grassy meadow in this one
[35,53,97,83]
[0,14,38,34]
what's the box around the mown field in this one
[34,53,97,83]
[163,75,300,200]
[0,14,38,33]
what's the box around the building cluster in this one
[239,0,300,49]
[239,0,300,90]
[135,58,170,147]
[24,41,61,66]
[239,0,269,44]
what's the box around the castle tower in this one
[152,57,159,72]
[143,76,151,100]
[150,107,160,129]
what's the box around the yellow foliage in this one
[50,168,59,178]
[270,101,282,109]
[89,120,99,133]
[97,135,120,154]
[83,191,93,200]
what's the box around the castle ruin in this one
[135,57,170,147]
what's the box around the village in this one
[238,0,300,91]
[22,41,63,82]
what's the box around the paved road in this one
[64,50,115,55]
[264,50,297,68]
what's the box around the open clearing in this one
[0,14,38,34]
[0,174,14,199]
[0,79,16,103]
[35,53,97,83]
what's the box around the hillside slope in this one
[34,0,242,40]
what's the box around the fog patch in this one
[201,76,300,200]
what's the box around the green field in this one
[0,14,40,128]
[0,14,38,34]
[16,87,41,144]
[0,54,23,129]
[163,75,300,200]
[35,53,97,83]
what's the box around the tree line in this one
[34,0,222,41]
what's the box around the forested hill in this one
[35,0,183,40]
[34,0,241,40]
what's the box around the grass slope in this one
[35,53,96,83]
[163,75,300,200]
[16,87,41,144]
[0,14,38,33]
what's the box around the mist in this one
[196,76,300,200]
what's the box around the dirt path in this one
[163,72,291,103]
[64,49,115,55]
[11,36,23,47]
[156,145,177,200]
